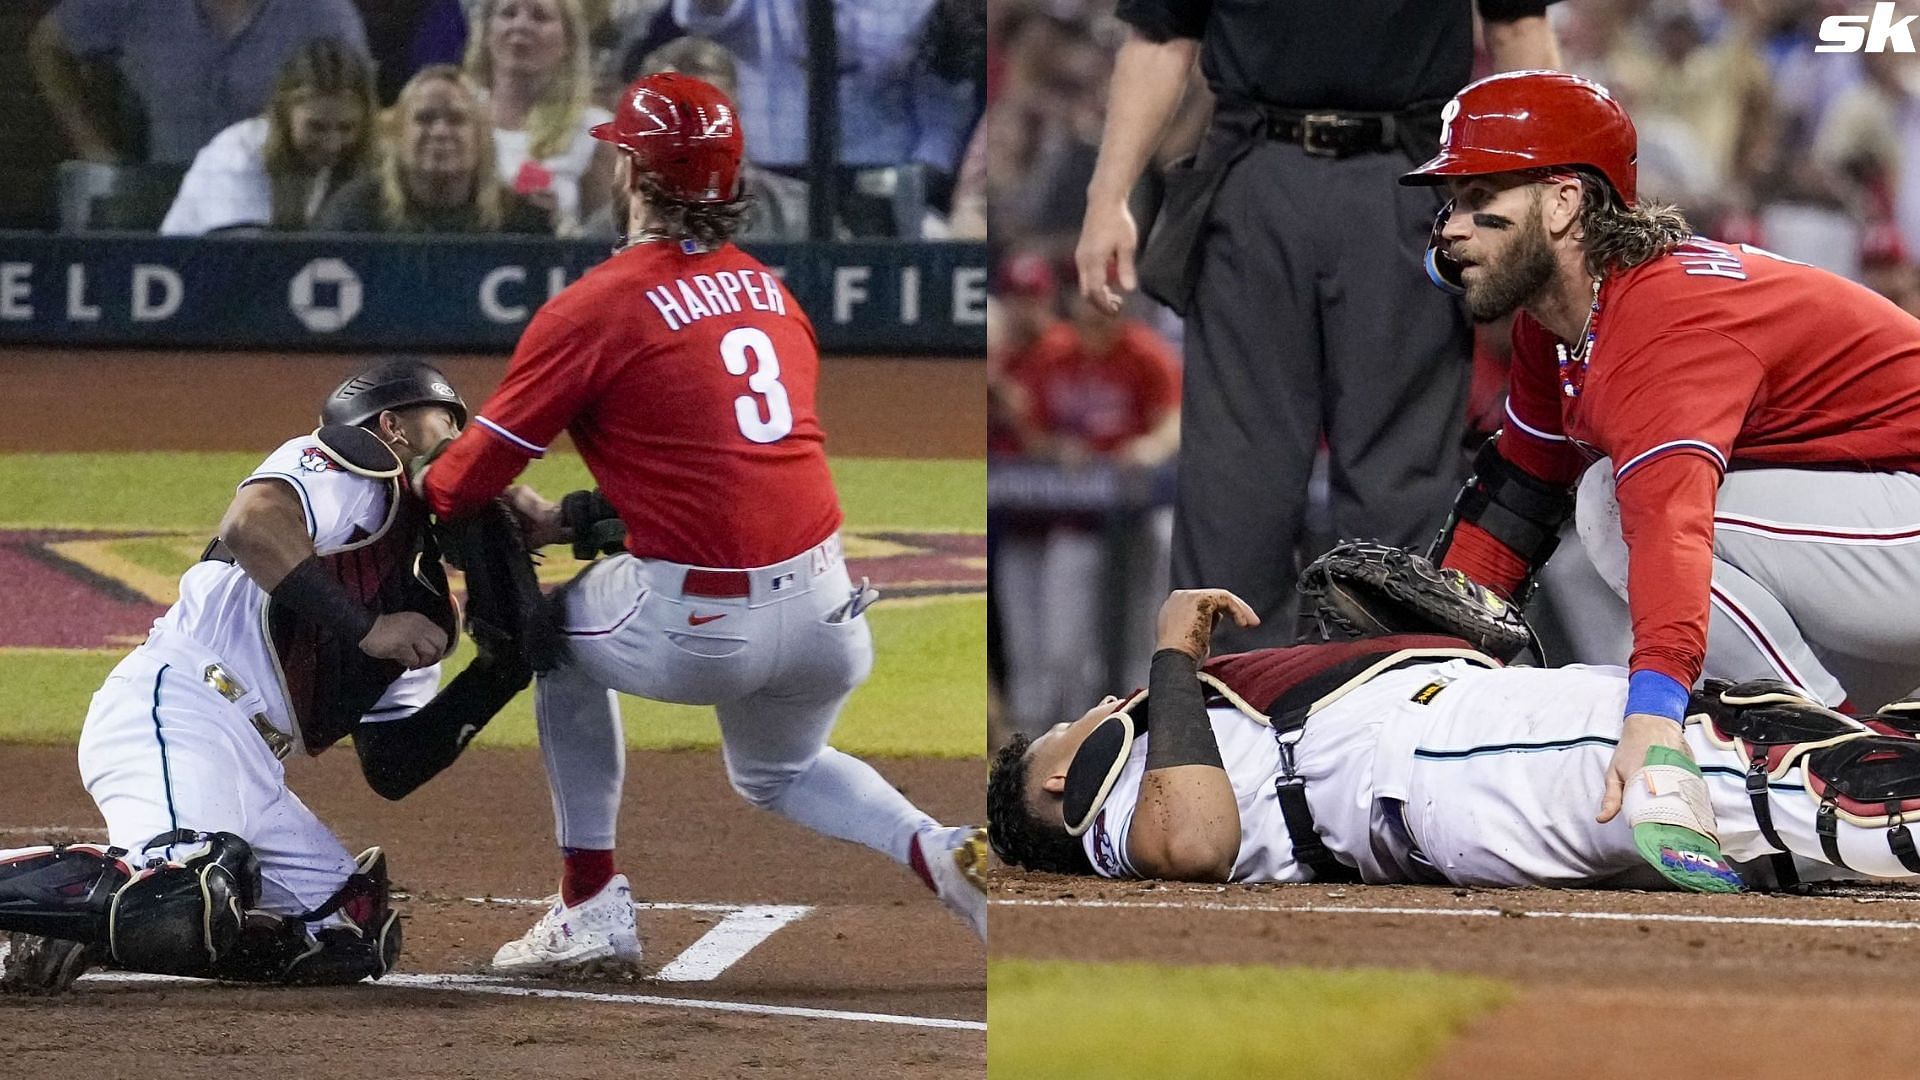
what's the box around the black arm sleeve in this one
[1114,0,1212,43]
[353,653,532,801]
[1143,649,1224,772]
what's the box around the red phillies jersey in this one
[424,240,841,568]
[1017,321,1180,453]
[1451,237,1920,688]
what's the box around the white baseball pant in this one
[535,533,937,864]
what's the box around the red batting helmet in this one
[590,72,744,204]
[1401,70,1638,206]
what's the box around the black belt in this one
[1242,103,1443,159]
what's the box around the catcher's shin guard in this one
[107,830,260,977]
[0,844,132,942]
[216,847,400,985]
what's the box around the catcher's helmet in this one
[1400,70,1638,206]
[590,72,743,204]
[321,358,468,429]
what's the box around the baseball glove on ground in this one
[1298,540,1538,663]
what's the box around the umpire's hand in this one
[1076,199,1138,315]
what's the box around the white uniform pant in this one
[75,630,357,916]
[536,534,935,862]
[1388,665,1920,887]
[1577,463,1920,709]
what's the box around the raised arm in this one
[1124,588,1258,882]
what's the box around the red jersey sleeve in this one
[423,308,602,518]
[1585,328,1764,687]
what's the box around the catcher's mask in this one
[1062,691,1146,837]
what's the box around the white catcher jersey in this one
[149,435,440,744]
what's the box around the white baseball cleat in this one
[489,874,644,976]
[914,826,987,942]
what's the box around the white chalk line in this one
[78,971,984,1031]
[463,897,811,983]
[993,896,1920,932]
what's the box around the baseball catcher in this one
[990,588,1920,895]
[0,360,536,994]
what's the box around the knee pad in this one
[0,844,132,942]
[106,831,259,978]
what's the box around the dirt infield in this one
[0,348,984,457]
[2,747,983,1079]
[0,346,984,1077]
[993,870,1920,1077]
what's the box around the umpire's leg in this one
[1173,140,1326,651]
[1317,151,1471,559]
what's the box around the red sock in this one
[1837,698,1858,715]
[561,848,615,906]
[908,833,936,893]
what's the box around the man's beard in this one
[1462,216,1557,322]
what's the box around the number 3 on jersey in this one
[719,326,794,443]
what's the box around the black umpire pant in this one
[1174,121,1471,651]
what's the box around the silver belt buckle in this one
[203,663,292,760]
[1301,113,1344,157]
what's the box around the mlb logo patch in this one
[298,447,339,473]
[769,572,797,593]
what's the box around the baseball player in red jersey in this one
[418,73,987,971]
[1400,70,1920,887]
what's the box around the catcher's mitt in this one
[1298,540,1538,663]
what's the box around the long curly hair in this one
[634,173,751,249]
[465,0,594,160]
[986,735,1093,875]
[261,38,379,228]
[1574,167,1692,278]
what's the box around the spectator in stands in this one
[993,268,1181,737]
[161,39,380,235]
[584,36,809,242]
[464,0,616,235]
[355,0,470,104]
[672,0,978,237]
[312,65,552,233]
[29,0,369,165]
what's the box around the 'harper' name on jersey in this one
[645,268,788,332]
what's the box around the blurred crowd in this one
[28,0,987,240]
[986,0,1920,741]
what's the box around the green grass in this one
[0,451,983,757]
[0,596,982,756]
[987,960,1510,1080]
[0,454,985,534]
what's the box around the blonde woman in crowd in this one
[464,0,615,234]
[161,38,380,235]
[312,65,552,234]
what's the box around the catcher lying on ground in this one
[989,557,1920,894]
[0,360,552,994]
